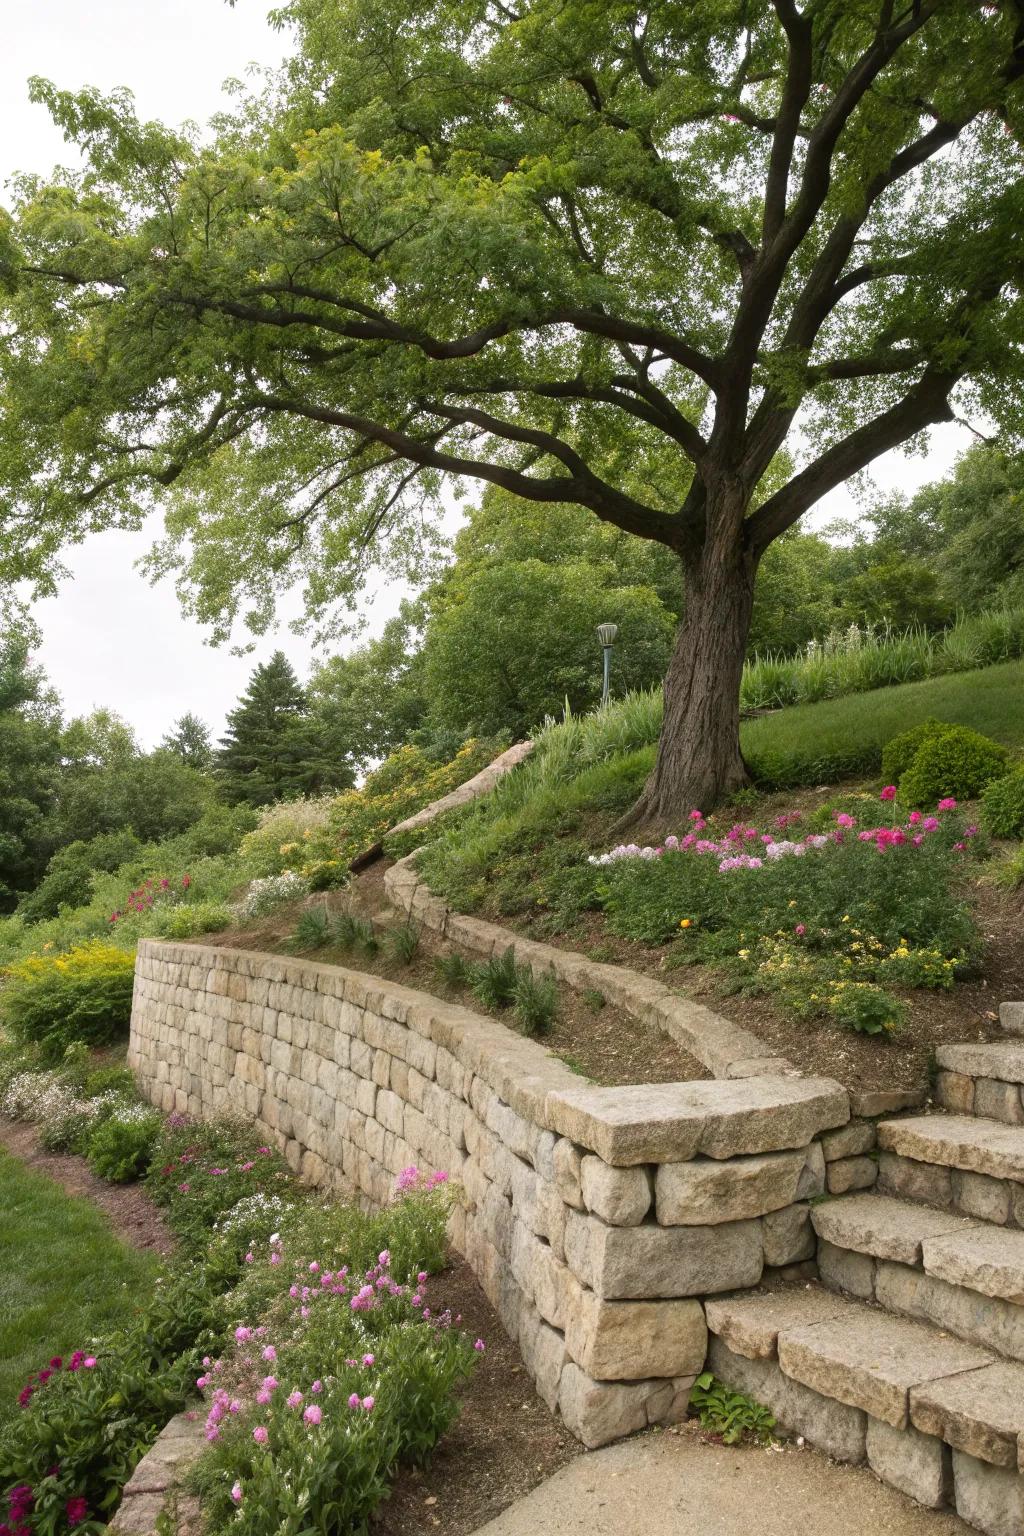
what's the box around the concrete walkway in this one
[471,1429,972,1536]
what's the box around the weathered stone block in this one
[564,1209,762,1299]
[826,1155,877,1195]
[877,1151,952,1208]
[952,1449,1024,1536]
[821,1121,876,1161]
[866,1416,952,1510]
[762,1203,815,1267]
[557,1363,663,1450]
[655,1150,805,1226]
[580,1156,652,1226]
[707,1335,866,1464]
[911,1361,1024,1469]
[553,1138,585,1209]
[565,1292,706,1381]
[817,1237,875,1300]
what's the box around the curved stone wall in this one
[130,938,850,1447]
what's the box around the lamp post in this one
[596,623,618,707]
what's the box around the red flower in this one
[66,1498,89,1527]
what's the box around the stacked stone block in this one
[130,939,848,1448]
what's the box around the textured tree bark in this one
[625,507,758,826]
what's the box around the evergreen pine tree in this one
[216,652,351,806]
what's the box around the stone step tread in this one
[706,1283,998,1431]
[877,1114,1024,1184]
[922,1224,1024,1306]
[936,1041,1024,1084]
[811,1192,980,1266]
[910,1360,1024,1470]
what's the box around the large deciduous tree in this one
[2,1,1024,818]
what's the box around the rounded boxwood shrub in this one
[899,725,1009,808]
[880,718,950,785]
[981,764,1024,839]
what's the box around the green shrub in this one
[981,765,1024,838]
[689,1372,775,1444]
[83,1064,137,1098]
[86,1107,162,1182]
[898,725,1008,807]
[433,951,469,990]
[332,911,379,953]
[153,901,233,939]
[991,844,1024,888]
[825,980,906,1035]
[880,718,950,784]
[0,941,137,1061]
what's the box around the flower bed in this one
[0,1083,478,1536]
[590,793,979,1036]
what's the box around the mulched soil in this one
[372,1258,580,1536]
[205,887,709,1087]
[0,1118,176,1258]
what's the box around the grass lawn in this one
[0,1148,159,1424]
[743,660,1024,786]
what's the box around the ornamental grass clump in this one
[591,793,978,1035]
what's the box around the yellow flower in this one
[679,918,692,929]
[738,948,750,960]
[842,915,850,922]
[788,900,797,908]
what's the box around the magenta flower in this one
[880,785,897,801]
[937,797,958,811]
[230,1482,242,1505]
[83,1357,97,1369]
[286,1391,303,1408]
[65,1498,89,1527]
[794,924,806,937]
[474,1339,486,1352]
[361,1396,375,1411]
[348,1392,361,1409]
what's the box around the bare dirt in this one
[0,1118,176,1258]
[204,887,709,1088]
[372,1258,580,1536]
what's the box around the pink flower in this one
[922,816,939,832]
[270,1252,281,1266]
[235,1327,252,1343]
[880,785,897,801]
[908,811,922,825]
[252,1426,269,1445]
[256,1389,271,1405]
[474,1339,486,1352]
[287,1391,303,1408]
[937,797,958,811]
[83,1357,97,1369]
[262,1346,277,1362]
[245,1253,254,1265]
[835,813,856,829]
[311,1380,323,1393]
[303,1405,322,1425]
[794,924,806,937]
[361,1354,375,1367]
[230,1482,242,1505]
[262,1375,277,1391]
[348,1393,361,1409]
[361,1396,375,1411]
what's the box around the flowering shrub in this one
[86,1104,163,1183]
[231,872,310,924]
[145,1118,297,1253]
[0,942,137,1061]
[190,1170,477,1536]
[593,794,978,1035]
[109,873,193,927]
[237,797,337,879]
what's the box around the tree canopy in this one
[216,649,352,804]
[2,0,1023,812]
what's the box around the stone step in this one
[876,1115,1024,1230]
[936,1042,1024,1125]
[811,1193,1024,1360]
[705,1284,1024,1536]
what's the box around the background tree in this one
[217,650,352,805]
[308,604,429,768]
[2,1,1024,817]
[160,711,213,771]
[0,637,62,910]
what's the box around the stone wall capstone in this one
[129,938,850,1448]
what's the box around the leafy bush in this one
[17,830,144,924]
[898,725,1008,807]
[689,1373,775,1445]
[86,1105,162,1182]
[880,718,950,784]
[981,765,1024,838]
[237,796,337,878]
[232,872,310,922]
[152,900,233,939]
[0,942,137,1060]
[145,1117,297,1253]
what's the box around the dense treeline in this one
[3,443,1021,911]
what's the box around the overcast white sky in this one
[1,2,973,745]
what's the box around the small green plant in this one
[332,912,378,953]
[981,764,1024,839]
[470,946,519,1010]
[288,905,331,951]
[826,980,905,1036]
[433,951,470,990]
[583,987,606,1012]
[689,1373,776,1445]
[990,844,1024,888]
[388,922,421,965]
[512,968,558,1037]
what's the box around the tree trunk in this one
[624,515,757,827]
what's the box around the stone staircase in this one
[705,1018,1024,1536]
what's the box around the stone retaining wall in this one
[130,939,851,1447]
